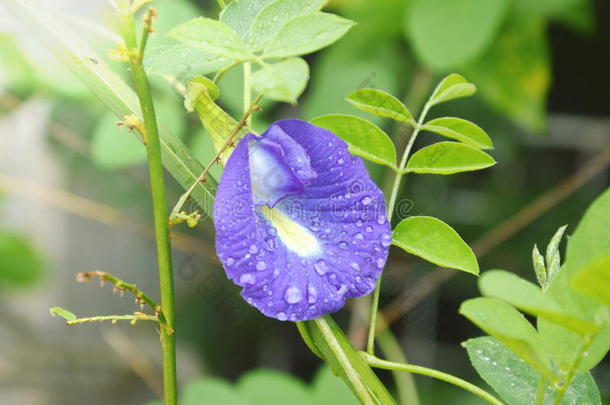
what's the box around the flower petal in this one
[214,120,391,321]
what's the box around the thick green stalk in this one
[119,6,177,405]
[366,102,432,355]
[362,353,506,405]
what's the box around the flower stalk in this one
[117,2,177,404]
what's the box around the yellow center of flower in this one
[261,206,320,257]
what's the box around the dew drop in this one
[366,226,373,233]
[377,214,386,225]
[277,312,287,321]
[376,258,385,269]
[307,284,318,303]
[248,244,259,254]
[314,259,329,275]
[350,262,361,271]
[284,286,303,304]
[256,261,267,271]
[239,273,255,285]
[338,241,349,249]
[354,233,364,240]
[226,258,235,265]
[337,284,348,297]
[381,234,392,247]
[267,227,277,236]
[361,196,373,205]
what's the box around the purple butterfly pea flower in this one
[213,119,391,321]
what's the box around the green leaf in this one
[301,315,397,405]
[422,117,492,149]
[247,0,326,50]
[182,378,251,405]
[539,189,610,372]
[532,244,547,288]
[405,142,496,175]
[479,270,598,335]
[144,45,231,79]
[251,57,309,103]
[460,298,552,377]
[219,0,277,39]
[262,12,355,59]
[346,88,414,124]
[463,19,550,133]
[392,216,478,274]
[572,255,610,308]
[168,17,252,60]
[465,336,602,405]
[0,0,217,217]
[545,225,568,285]
[49,307,77,322]
[406,0,510,71]
[310,114,397,169]
[427,74,476,107]
[0,231,44,288]
[238,370,312,405]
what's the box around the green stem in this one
[552,337,592,405]
[119,5,177,405]
[243,62,252,125]
[366,101,432,355]
[361,353,506,405]
[315,318,376,405]
[377,324,420,405]
[536,376,546,405]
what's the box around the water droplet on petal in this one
[381,234,392,247]
[248,244,258,254]
[226,258,235,265]
[350,262,360,271]
[284,286,303,304]
[256,261,267,271]
[239,273,255,285]
[354,233,364,240]
[337,284,348,297]
[338,241,349,249]
[314,259,329,275]
[376,258,385,269]
[277,312,287,321]
[366,226,373,233]
[267,227,277,236]
[307,284,317,303]
[361,197,373,205]
[377,215,386,225]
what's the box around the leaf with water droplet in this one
[311,114,397,170]
[460,297,553,378]
[167,17,252,60]
[262,12,354,59]
[464,336,602,405]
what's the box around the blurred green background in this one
[0,0,608,404]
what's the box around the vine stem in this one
[361,353,506,405]
[243,62,252,125]
[366,101,432,355]
[551,336,593,405]
[118,4,177,404]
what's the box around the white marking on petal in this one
[261,206,321,257]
